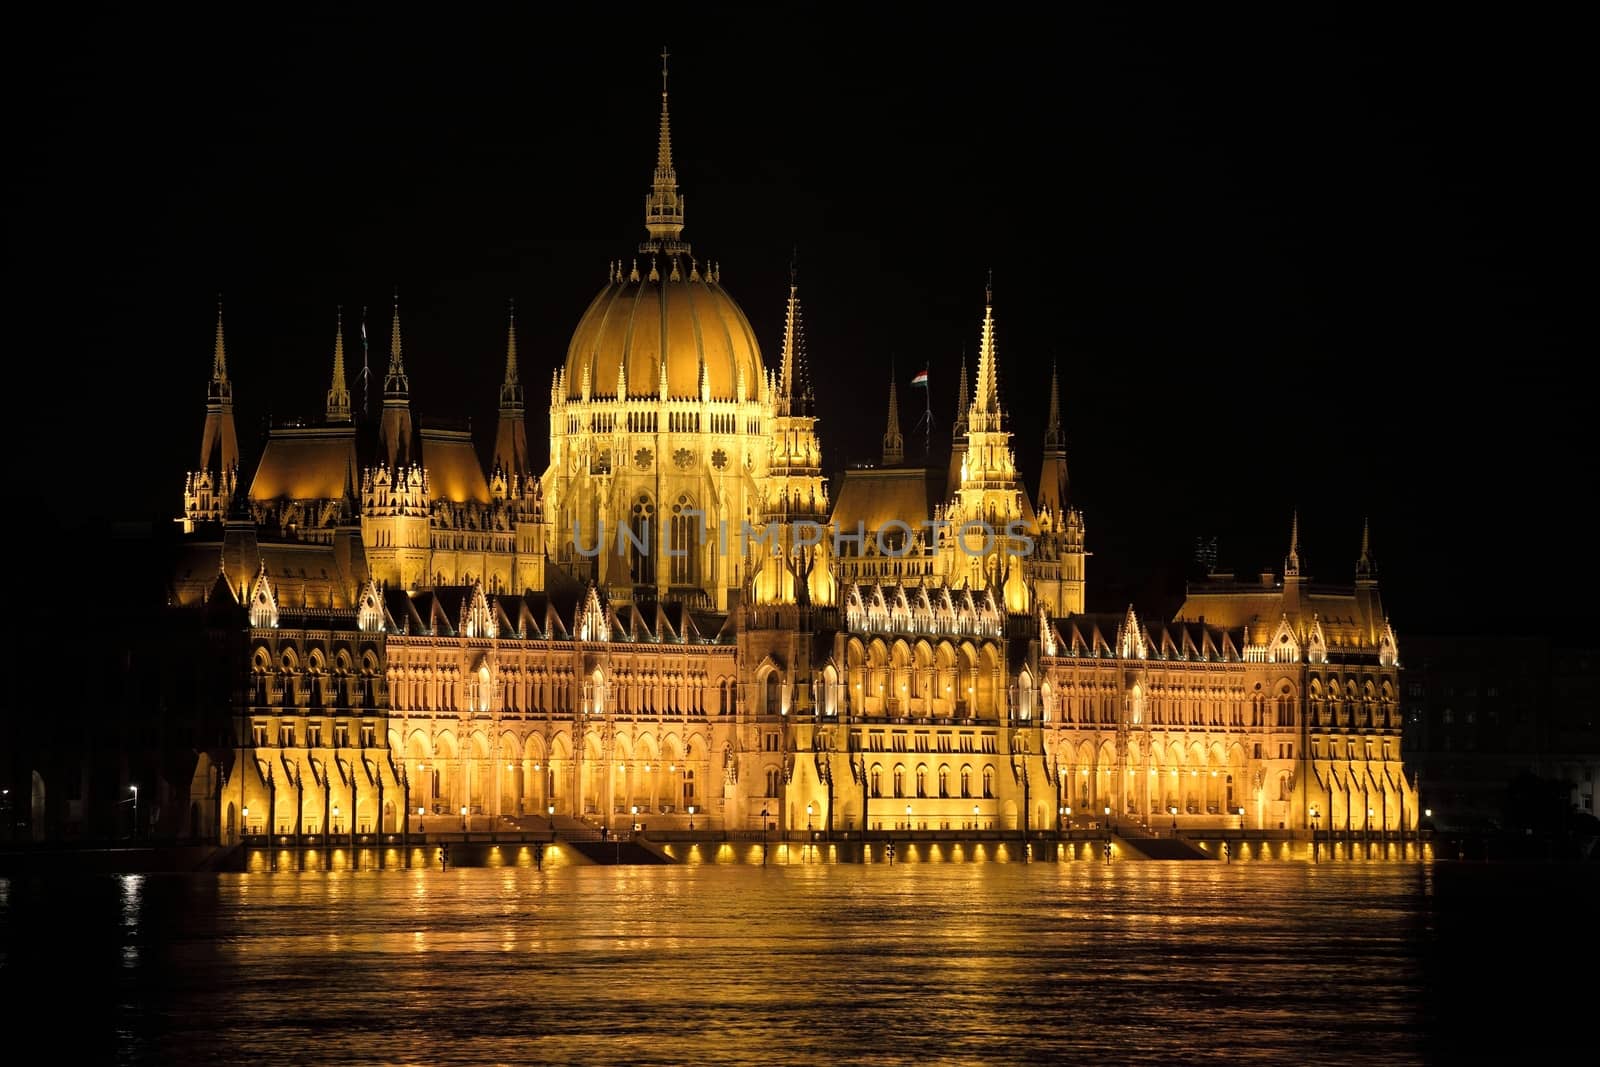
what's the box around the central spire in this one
[969,273,1001,430]
[642,47,688,254]
[778,254,811,416]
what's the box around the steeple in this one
[379,290,414,467]
[777,255,812,416]
[969,273,1002,431]
[641,47,688,254]
[1044,360,1063,449]
[1036,361,1069,519]
[953,348,970,436]
[1356,516,1376,579]
[1284,510,1301,579]
[494,298,531,481]
[947,348,970,497]
[383,291,408,396]
[199,296,239,473]
[325,306,351,423]
[499,298,522,407]
[882,366,904,466]
[209,295,230,401]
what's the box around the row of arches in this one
[843,637,1005,717]
[394,726,711,822]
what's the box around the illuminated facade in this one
[171,61,1414,846]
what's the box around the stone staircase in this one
[1113,822,1214,861]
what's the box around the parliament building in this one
[168,64,1414,848]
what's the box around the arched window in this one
[938,765,949,798]
[893,765,905,798]
[765,768,780,797]
[982,766,995,799]
[916,765,928,798]
[961,765,972,798]
[870,764,882,798]
[669,494,699,587]
[629,494,655,584]
[765,672,782,716]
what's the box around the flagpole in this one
[911,363,934,463]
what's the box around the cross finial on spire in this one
[661,46,670,93]
[986,268,994,306]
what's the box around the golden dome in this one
[565,263,765,402]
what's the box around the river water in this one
[2,860,1593,1064]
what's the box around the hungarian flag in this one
[910,368,929,388]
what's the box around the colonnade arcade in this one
[393,725,713,829]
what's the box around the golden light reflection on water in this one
[94,862,1448,1065]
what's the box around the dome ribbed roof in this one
[565,265,764,401]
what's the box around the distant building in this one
[1401,637,1598,827]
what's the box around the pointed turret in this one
[882,368,904,466]
[947,348,969,496]
[1353,516,1384,643]
[1036,361,1068,518]
[379,291,414,467]
[777,256,812,416]
[326,306,351,423]
[493,298,530,480]
[641,47,688,254]
[199,296,240,474]
[1284,510,1301,578]
[1356,516,1375,578]
[969,273,1001,431]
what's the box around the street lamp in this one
[459,804,468,831]
[806,803,813,830]
[417,806,425,833]
[1169,805,1178,832]
[631,805,640,833]
[548,803,556,843]
[1310,805,1320,862]
[973,803,980,829]
[333,804,341,835]
[131,785,138,839]
[905,803,912,830]
[688,804,696,831]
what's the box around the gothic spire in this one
[500,298,522,408]
[882,364,903,466]
[209,295,230,399]
[969,273,1001,429]
[778,254,811,416]
[953,347,969,436]
[326,306,350,422]
[1357,517,1376,578]
[1285,510,1301,578]
[642,47,687,252]
[1044,360,1063,449]
[384,289,409,396]
[198,296,239,474]
[379,289,414,467]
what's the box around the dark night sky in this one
[13,6,1588,636]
